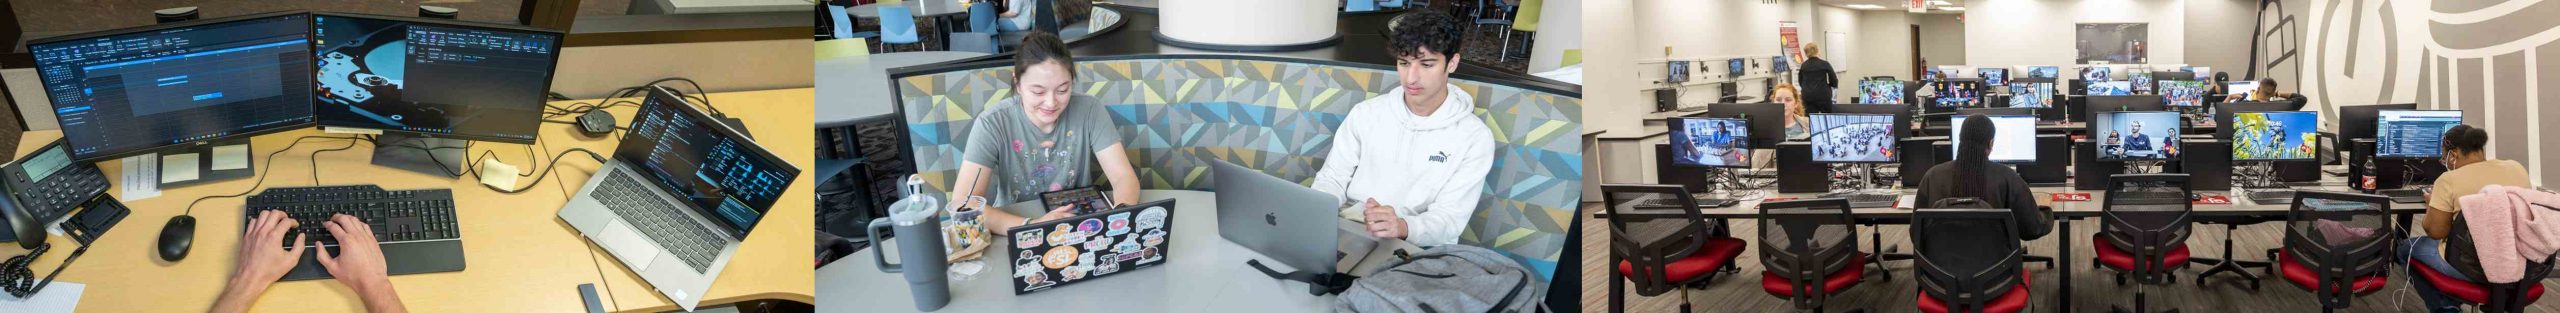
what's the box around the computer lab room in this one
[1582,0,2560,312]
[0,2,812,312]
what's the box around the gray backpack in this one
[1334,245,1543,313]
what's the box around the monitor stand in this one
[147,137,258,188]
[371,134,467,178]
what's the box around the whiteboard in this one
[1825,31,1850,71]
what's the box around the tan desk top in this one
[0,88,814,312]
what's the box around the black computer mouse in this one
[158,215,195,262]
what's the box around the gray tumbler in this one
[870,195,950,311]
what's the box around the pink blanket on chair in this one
[2456,185,2560,283]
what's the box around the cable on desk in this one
[0,243,45,297]
[308,136,365,184]
[180,135,365,220]
[484,148,606,194]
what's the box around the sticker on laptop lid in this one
[1137,207,1168,230]
[1042,246,1079,269]
[1106,212,1133,236]
[1014,228,1045,249]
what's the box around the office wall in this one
[1584,0,1641,137]
[1157,0,1335,46]
[1963,0,2186,68]
[1917,14,1966,66]
[2281,0,2560,187]
[1850,10,1913,81]
[1526,0,1583,73]
[2184,0,2258,79]
[1810,5,1862,99]
[3,39,817,130]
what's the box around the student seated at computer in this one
[2223,78,2309,109]
[1750,83,1812,169]
[2403,124,2530,313]
[214,212,406,313]
[1310,11,1494,247]
[1916,114,2054,240]
[949,32,1143,232]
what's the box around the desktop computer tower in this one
[2347,140,2448,191]
[1655,89,1679,112]
[2183,140,2234,192]
[2074,141,2125,190]
[1654,144,1713,192]
[1901,137,1941,187]
[1776,142,1829,193]
[2020,135,2071,185]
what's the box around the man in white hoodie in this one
[1310,10,1494,247]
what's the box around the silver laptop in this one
[1210,159,1377,275]
[559,87,801,311]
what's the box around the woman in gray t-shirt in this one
[950,32,1139,232]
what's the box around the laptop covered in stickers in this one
[1007,197,1177,294]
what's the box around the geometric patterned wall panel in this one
[897,56,1582,280]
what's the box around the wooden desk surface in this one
[0,88,814,312]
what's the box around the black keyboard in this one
[19,165,107,223]
[244,185,465,281]
[1821,192,1901,208]
[2245,189,2298,204]
[2380,188,2428,204]
[595,171,728,272]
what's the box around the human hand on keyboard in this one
[314,214,406,313]
[237,210,308,284]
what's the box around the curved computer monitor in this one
[2093,111,2184,161]
[1668,117,1751,168]
[29,11,320,162]
[2025,66,2062,79]
[311,12,563,143]
[1861,80,1904,104]
[2007,82,2055,108]
[1949,115,2039,163]
[2230,111,2319,161]
[1980,68,2010,85]
[1809,113,1900,163]
[2375,110,2466,159]
[2159,80,2207,107]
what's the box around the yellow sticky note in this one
[478,160,521,190]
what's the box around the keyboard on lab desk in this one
[243,185,466,280]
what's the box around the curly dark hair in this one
[1389,10,1465,60]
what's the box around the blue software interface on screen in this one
[31,14,317,161]
[622,95,799,234]
[2376,110,2464,159]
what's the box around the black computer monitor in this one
[1773,56,1791,73]
[1860,80,1904,104]
[2214,101,2296,140]
[2159,80,2207,107]
[1666,61,1689,83]
[1809,113,1900,163]
[1668,117,1751,168]
[2087,81,2133,96]
[1706,102,1786,147]
[1980,68,2010,86]
[2151,71,2196,82]
[29,12,319,162]
[2230,111,2319,161]
[1830,104,1914,138]
[2375,110,2466,159]
[1949,115,2039,163]
[2225,81,2260,97]
[2006,81,2054,108]
[2080,66,2112,82]
[1925,67,1945,81]
[311,13,563,143]
[1727,58,1745,76]
[1934,79,1983,108]
[2026,66,2061,79]
[2338,103,2419,140]
[2128,71,2155,93]
[2093,111,2184,161]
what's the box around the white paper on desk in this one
[210,144,250,170]
[119,156,160,201]
[160,153,200,183]
[0,281,83,312]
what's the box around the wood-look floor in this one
[1578,204,2560,313]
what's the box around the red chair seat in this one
[1616,237,1749,282]
[2272,251,2387,294]
[2413,258,2548,304]
[1761,252,1868,297]
[1917,269,2033,313]
[2093,237,2191,271]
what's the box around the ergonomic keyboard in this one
[2244,189,2298,204]
[19,165,107,224]
[244,184,466,281]
[1820,192,1902,208]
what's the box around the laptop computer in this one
[559,87,801,311]
[1209,159,1379,277]
[1007,198,1177,294]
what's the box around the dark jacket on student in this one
[1916,162,2054,240]
[1797,57,1838,113]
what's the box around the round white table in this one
[817,190,1339,312]
[815,51,994,128]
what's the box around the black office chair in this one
[1599,184,1747,313]
[2092,174,2193,313]
[1912,198,2032,313]
[2424,202,2560,313]
[1759,198,1867,313]
[2264,191,2393,313]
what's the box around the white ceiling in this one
[1816,0,1966,12]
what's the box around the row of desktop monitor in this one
[1666,109,2465,168]
[27,11,563,163]
[1663,56,1791,84]
[1859,79,2222,108]
[1926,66,2216,87]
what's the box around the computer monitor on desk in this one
[2159,80,2208,107]
[1809,114,1900,163]
[1980,68,2010,86]
[30,11,319,185]
[310,13,563,177]
[2093,111,2184,161]
[1860,80,1904,104]
[2231,111,2319,161]
[1949,115,2038,163]
[2376,110,2465,159]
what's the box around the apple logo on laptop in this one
[1264,212,1277,226]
